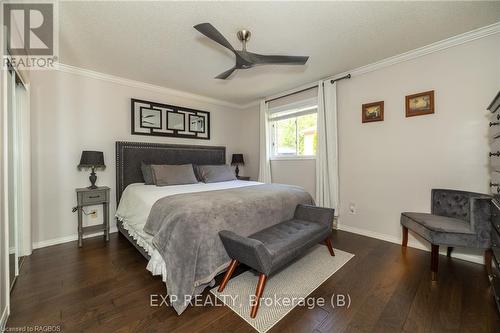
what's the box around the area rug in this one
[210,245,354,333]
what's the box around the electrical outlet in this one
[90,210,97,219]
[349,203,356,214]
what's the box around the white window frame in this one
[269,98,318,160]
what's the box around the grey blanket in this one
[143,184,314,314]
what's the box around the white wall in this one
[271,159,316,197]
[270,34,500,262]
[29,69,258,246]
[27,31,500,264]
[236,104,260,180]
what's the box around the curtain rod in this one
[265,73,351,103]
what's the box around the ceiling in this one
[59,1,500,106]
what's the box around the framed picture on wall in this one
[140,107,162,129]
[131,99,210,139]
[406,90,434,117]
[362,101,384,123]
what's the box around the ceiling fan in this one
[194,23,309,79]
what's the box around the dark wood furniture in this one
[488,91,500,314]
[236,176,250,181]
[218,204,335,318]
[75,186,110,247]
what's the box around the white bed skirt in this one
[119,219,168,283]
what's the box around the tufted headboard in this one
[115,141,226,204]
[431,189,490,222]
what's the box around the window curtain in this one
[315,80,340,211]
[258,100,272,183]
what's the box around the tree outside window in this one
[272,112,317,157]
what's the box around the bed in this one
[115,141,231,259]
[114,141,314,314]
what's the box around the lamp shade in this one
[78,151,105,168]
[231,154,244,165]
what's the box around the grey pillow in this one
[197,165,237,183]
[150,164,198,186]
[141,162,154,185]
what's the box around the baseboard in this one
[337,223,484,265]
[0,305,9,332]
[32,226,118,250]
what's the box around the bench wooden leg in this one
[250,273,267,318]
[402,226,408,247]
[218,259,238,292]
[324,238,335,256]
[431,244,439,281]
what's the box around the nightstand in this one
[75,186,110,247]
[237,176,251,181]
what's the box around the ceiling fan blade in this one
[194,23,235,52]
[247,53,309,65]
[215,67,237,80]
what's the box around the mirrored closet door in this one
[6,62,31,290]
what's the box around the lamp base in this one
[88,168,98,189]
[235,165,240,178]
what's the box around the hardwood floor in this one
[7,230,499,332]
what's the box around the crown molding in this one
[55,22,499,111]
[54,63,246,110]
[242,21,500,109]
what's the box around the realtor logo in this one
[2,2,58,69]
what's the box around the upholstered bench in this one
[218,204,335,318]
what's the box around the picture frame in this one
[189,114,205,133]
[406,90,434,117]
[167,112,185,131]
[362,101,384,123]
[131,99,210,140]
[140,107,162,129]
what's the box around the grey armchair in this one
[400,189,492,281]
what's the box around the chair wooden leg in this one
[431,244,439,281]
[218,259,238,292]
[402,226,408,247]
[250,274,267,318]
[324,237,335,256]
[447,247,453,257]
[485,249,493,276]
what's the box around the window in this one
[270,103,318,158]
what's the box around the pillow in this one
[197,165,236,183]
[141,162,154,185]
[193,164,202,182]
[150,164,198,186]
